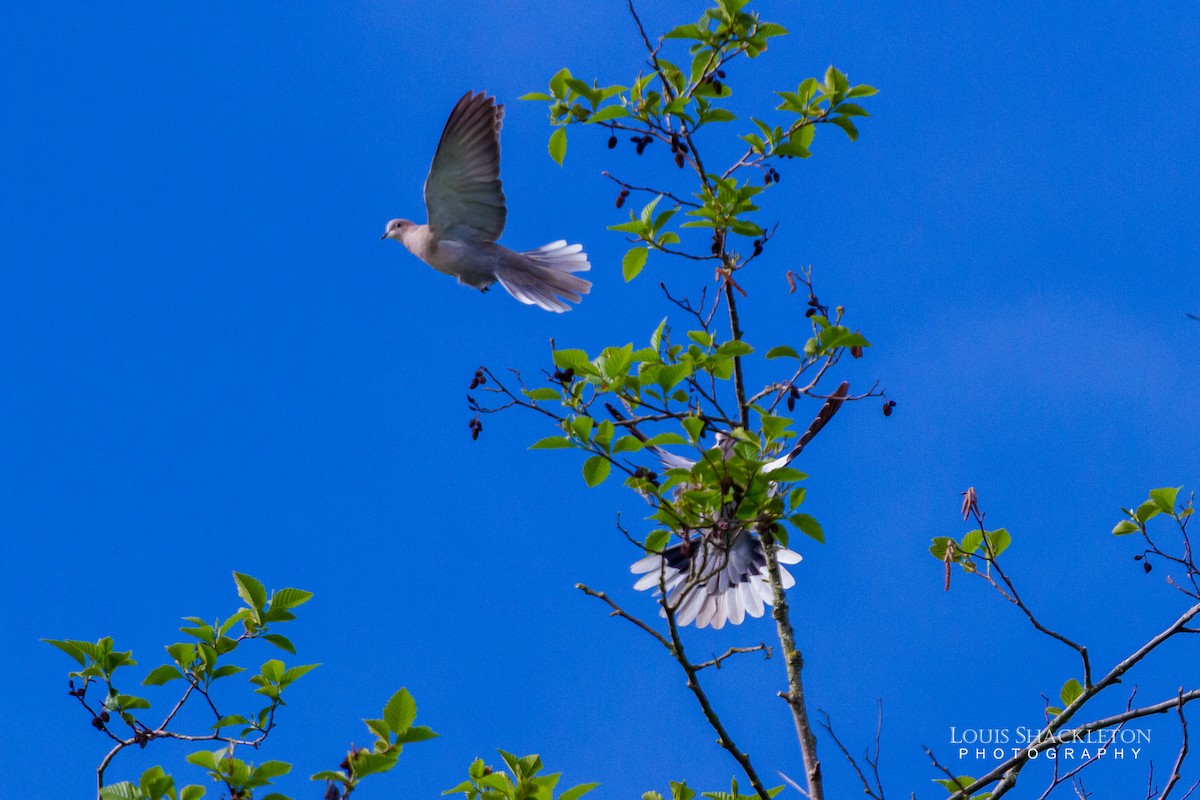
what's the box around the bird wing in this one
[424,91,507,243]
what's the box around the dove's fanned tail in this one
[495,240,592,313]
[631,532,802,629]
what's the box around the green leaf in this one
[789,514,824,543]
[583,456,611,487]
[261,659,285,682]
[1060,678,1084,706]
[644,432,688,448]
[830,115,859,141]
[1150,486,1181,514]
[352,751,399,778]
[681,416,704,442]
[932,776,975,792]
[961,530,983,554]
[594,419,615,451]
[399,725,439,743]
[665,23,703,39]
[655,363,692,391]
[716,340,753,357]
[650,317,668,351]
[587,106,629,123]
[186,750,220,771]
[1135,500,1162,524]
[560,784,601,800]
[613,436,644,454]
[846,84,879,99]
[774,141,811,160]
[310,770,348,784]
[143,664,184,686]
[571,416,594,442]
[262,634,295,654]
[765,345,800,360]
[984,528,1012,556]
[549,68,572,98]
[280,663,320,686]
[552,348,592,373]
[644,529,670,553]
[524,388,561,402]
[270,587,313,612]
[609,219,646,234]
[212,714,250,729]
[639,194,663,225]
[253,761,292,780]
[519,92,553,101]
[756,22,788,38]
[548,128,567,166]
[383,688,418,732]
[1111,519,1140,536]
[181,786,206,800]
[766,467,806,482]
[929,536,956,560]
[233,572,268,612]
[43,638,88,667]
[623,247,649,282]
[833,103,869,120]
[99,782,139,800]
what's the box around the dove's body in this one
[383,92,591,312]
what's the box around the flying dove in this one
[382,91,592,312]
[628,382,850,629]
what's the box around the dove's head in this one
[381,218,414,242]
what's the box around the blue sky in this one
[3,1,1198,797]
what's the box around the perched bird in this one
[629,382,850,629]
[382,91,592,312]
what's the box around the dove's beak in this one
[380,231,390,240]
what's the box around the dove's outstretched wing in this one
[424,91,507,243]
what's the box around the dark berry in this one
[717,69,726,79]
[674,152,685,168]
[608,135,617,149]
[882,401,893,417]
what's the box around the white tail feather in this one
[495,241,592,313]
